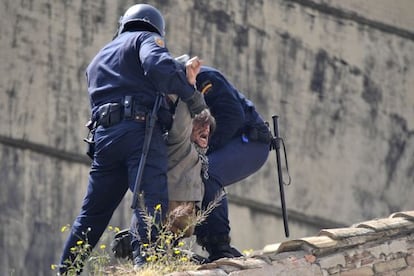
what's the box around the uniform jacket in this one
[86,30,195,112]
[196,66,265,153]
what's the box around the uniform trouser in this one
[195,136,269,239]
[59,121,168,272]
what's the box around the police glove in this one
[183,90,207,117]
[110,228,133,259]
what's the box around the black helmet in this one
[118,4,165,36]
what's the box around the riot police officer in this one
[58,4,206,274]
[194,66,271,262]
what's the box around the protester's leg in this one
[208,138,269,186]
[127,125,169,267]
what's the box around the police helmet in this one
[118,4,165,36]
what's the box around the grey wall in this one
[1,0,413,275]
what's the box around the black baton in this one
[131,94,164,209]
[271,115,290,237]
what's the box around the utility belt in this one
[92,96,173,130]
[94,96,149,128]
[242,122,273,144]
[83,95,173,159]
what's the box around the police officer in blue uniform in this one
[195,66,272,262]
[58,4,206,274]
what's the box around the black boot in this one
[197,235,243,262]
[132,247,146,270]
[111,228,133,259]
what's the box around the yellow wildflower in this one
[100,244,106,249]
[50,264,57,270]
[76,240,84,246]
[146,255,157,262]
[242,249,253,256]
[60,224,70,233]
[155,204,161,211]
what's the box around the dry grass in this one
[54,192,225,275]
[102,259,199,275]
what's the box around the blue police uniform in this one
[194,66,271,260]
[59,29,198,272]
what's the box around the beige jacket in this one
[166,97,204,203]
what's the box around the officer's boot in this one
[132,246,146,270]
[198,235,243,262]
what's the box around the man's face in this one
[191,121,210,148]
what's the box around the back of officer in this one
[58,4,206,274]
[194,66,271,262]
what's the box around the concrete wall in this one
[224,0,414,250]
[1,0,413,275]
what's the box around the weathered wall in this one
[311,0,414,31]
[1,0,413,275]
[223,0,414,250]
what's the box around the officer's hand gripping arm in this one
[183,90,207,117]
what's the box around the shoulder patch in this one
[154,36,165,47]
[200,81,213,95]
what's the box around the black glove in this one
[183,91,207,117]
[110,228,133,259]
[245,123,272,144]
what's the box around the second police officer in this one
[194,65,272,262]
